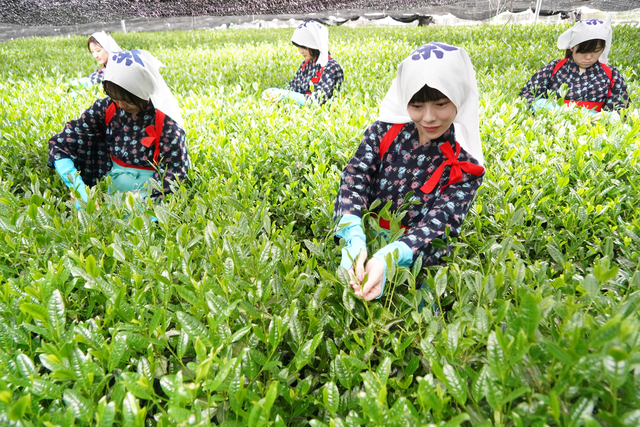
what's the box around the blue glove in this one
[77,77,92,88]
[371,241,414,299]
[262,88,308,106]
[68,77,91,88]
[336,215,367,271]
[605,111,621,122]
[533,98,558,111]
[54,158,87,209]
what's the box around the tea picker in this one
[49,49,189,209]
[262,20,344,106]
[333,42,485,303]
[519,19,629,116]
[67,32,122,97]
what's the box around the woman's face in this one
[112,98,141,115]
[89,42,109,65]
[571,44,604,69]
[407,97,457,141]
[297,46,313,61]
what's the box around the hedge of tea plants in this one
[0,24,640,426]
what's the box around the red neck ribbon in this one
[420,141,485,195]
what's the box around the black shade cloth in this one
[2,0,639,27]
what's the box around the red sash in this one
[374,215,410,233]
[104,102,165,170]
[551,58,614,112]
[379,123,404,160]
[110,154,154,171]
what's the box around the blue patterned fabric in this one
[519,57,628,111]
[334,121,483,267]
[87,67,105,85]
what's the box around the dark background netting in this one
[1,0,639,26]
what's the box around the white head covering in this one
[378,42,483,165]
[90,31,122,55]
[104,49,183,126]
[557,18,612,64]
[291,20,330,67]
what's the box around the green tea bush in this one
[0,24,639,426]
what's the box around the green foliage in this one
[0,23,640,426]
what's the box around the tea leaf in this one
[294,332,323,371]
[323,381,339,415]
[443,413,471,427]
[95,397,116,427]
[443,363,467,406]
[376,357,392,385]
[15,354,36,378]
[520,292,539,338]
[177,311,212,346]
[603,355,628,388]
[333,354,353,389]
[108,333,127,371]
[9,395,30,422]
[231,324,252,344]
[568,397,595,422]
[209,358,236,392]
[63,389,92,421]
[110,243,126,262]
[47,289,65,339]
[547,244,565,267]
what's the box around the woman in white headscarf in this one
[49,49,189,208]
[263,20,344,105]
[70,31,123,88]
[333,42,485,301]
[519,19,628,113]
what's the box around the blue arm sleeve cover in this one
[54,159,88,207]
[336,215,365,240]
[336,215,367,271]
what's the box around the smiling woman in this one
[68,31,122,89]
[406,85,458,145]
[333,42,484,303]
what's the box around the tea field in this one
[1,24,640,426]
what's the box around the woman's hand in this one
[348,248,367,285]
[349,254,385,301]
[262,88,281,103]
